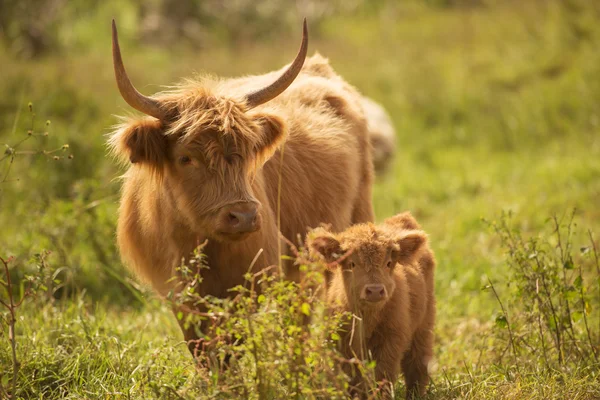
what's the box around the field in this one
[1,1,599,398]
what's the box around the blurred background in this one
[1,0,599,310]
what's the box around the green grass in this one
[1,0,599,398]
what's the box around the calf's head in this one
[109,20,307,241]
[310,221,427,309]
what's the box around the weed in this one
[484,210,599,380]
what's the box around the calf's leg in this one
[400,327,433,399]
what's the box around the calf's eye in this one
[349,262,355,269]
[386,261,393,268]
[179,156,191,165]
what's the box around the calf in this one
[310,212,436,399]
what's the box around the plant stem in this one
[533,253,563,365]
[487,278,520,374]
[588,230,600,360]
[1,256,19,398]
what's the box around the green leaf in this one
[495,314,508,328]
[548,317,557,331]
[257,294,266,304]
[331,332,340,341]
[563,259,574,270]
[585,300,591,315]
[573,275,583,289]
[564,289,578,302]
[177,311,183,321]
[301,302,310,316]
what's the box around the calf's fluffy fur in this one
[310,212,436,399]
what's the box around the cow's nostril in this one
[379,288,385,296]
[222,205,259,234]
[228,213,240,226]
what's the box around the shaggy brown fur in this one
[360,96,397,174]
[109,53,375,353]
[310,212,436,399]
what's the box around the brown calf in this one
[310,212,436,399]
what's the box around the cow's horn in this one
[112,20,166,120]
[245,18,308,108]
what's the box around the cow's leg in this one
[172,305,206,358]
[351,181,375,224]
[172,305,237,369]
[351,142,375,224]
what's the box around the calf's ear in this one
[310,234,342,267]
[384,211,421,230]
[109,118,168,167]
[392,230,428,266]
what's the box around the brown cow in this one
[286,54,397,175]
[310,212,436,399]
[108,19,374,355]
[360,96,397,174]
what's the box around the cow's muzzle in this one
[216,202,261,237]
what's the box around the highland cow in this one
[286,58,397,173]
[108,19,374,355]
[310,212,435,399]
[360,96,396,174]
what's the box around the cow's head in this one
[310,223,427,309]
[109,20,307,242]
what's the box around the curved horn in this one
[112,19,165,120]
[245,18,308,108]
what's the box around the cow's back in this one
[259,72,373,245]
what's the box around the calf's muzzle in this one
[361,284,387,303]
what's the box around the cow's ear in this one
[310,233,342,267]
[384,212,421,230]
[392,230,427,266]
[110,118,168,166]
[252,113,286,163]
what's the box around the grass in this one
[1,0,599,398]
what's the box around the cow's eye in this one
[386,261,393,268]
[349,262,355,269]
[179,156,191,165]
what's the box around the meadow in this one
[1,0,599,398]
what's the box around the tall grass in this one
[1,0,599,398]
